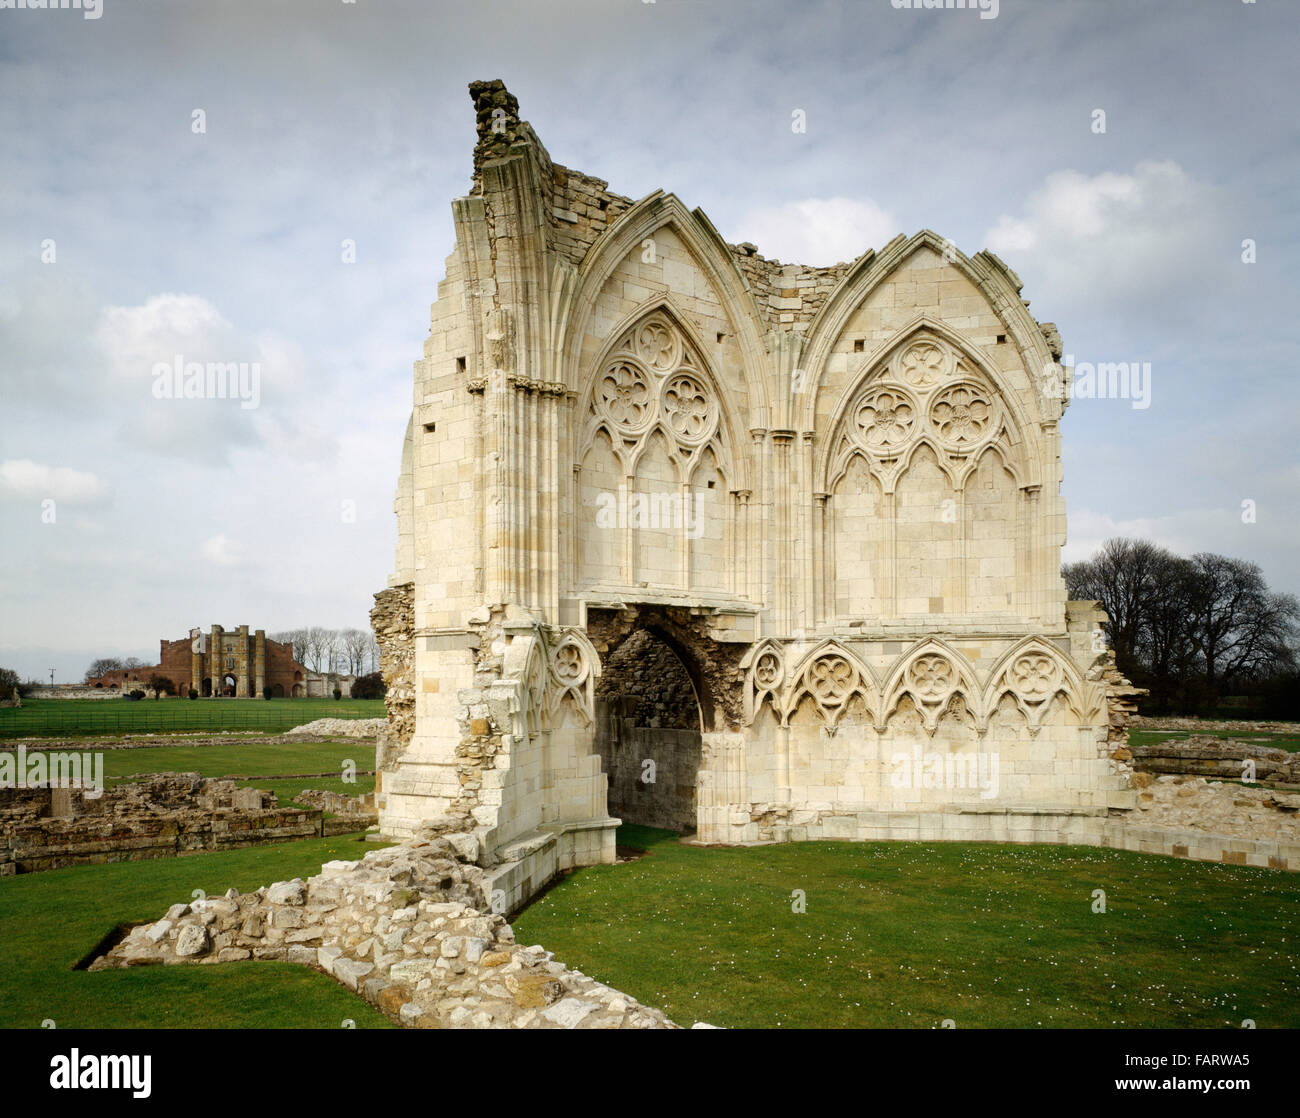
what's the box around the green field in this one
[513,825,1300,1029]
[0,833,394,1029]
[0,697,385,739]
[0,739,375,805]
[1129,728,1300,753]
[3,721,1298,1029]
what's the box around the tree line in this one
[268,628,380,675]
[1064,539,1299,718]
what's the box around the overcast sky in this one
[1,0,1296,682]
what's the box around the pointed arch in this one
[739,637,787,725]
[880,638,983,734]
[798,230,1058,437]
[547,626,601,727]
[982,636,1103,734]
[814,312,1040,494]
[577,299,745,489]
[557,191,771,439]
[779,639,879,732]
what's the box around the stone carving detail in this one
[852,387,915,451]
[897,340,950,389]
[930,383,994,447]
[991,644,1079,735]
[906,653,955,701]
[1007,651,1061,700]
[661,372,715,445]
[596,362,654,433]
[586,310,723,464]
[635,318,680,372]
[779,645,875,734]
[831,333,1008,494]
[742,641,786,724]
[546,630,599,726]
[807,655,855,704]
[754,651,782,689]
[554,642,585,684]
[880,643,983,736]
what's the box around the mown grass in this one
[0,697,385,739]
[2,740,372,784]
[0,833,394,1029]
[1130,728,1300,753]
[514,825,1300,1029]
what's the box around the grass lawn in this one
[0,697,385,739]
[1130,728,1300,753]
[2,739,373,796]
[513,826,1300,1029]
[0,833,394,1029]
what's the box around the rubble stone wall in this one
[0,774,374,875]
[91,837,679,1030]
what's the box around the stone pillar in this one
[237,625,250,698]
[211,625,222,696]
[254,630,266,698]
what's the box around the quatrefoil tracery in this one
[591,314,720,455]
[844,337,1001,463]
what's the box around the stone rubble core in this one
[89,837,679,1030]
[368,78,1156,910]
[1128,771,1300,843]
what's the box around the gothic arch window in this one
[576,307,738,595]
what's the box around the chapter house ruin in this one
[370,80,1140,911]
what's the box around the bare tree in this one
[85,657,123,682]
[341,628,369,675]
[1064,537,1170,672]
[1187,553,1300,700]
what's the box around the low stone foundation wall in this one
[1131,736,1300,784]
[1131,716,1300,734]
[90,837,678,1030]
[0,774,376,874]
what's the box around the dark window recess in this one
[717,332,725,343]
[424,422,436,433]
[707,480,716,489]
[456,356,467,372]
[853,339,865,353]
[996,334,1007,344]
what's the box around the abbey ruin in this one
[370,80,1147,911]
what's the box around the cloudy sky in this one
[1,0,1296,682]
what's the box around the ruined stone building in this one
[371,81,1140,910]
[88,627,309,697]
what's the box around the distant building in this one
[87,626,311,697]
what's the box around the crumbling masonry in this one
[371,80,1144,911]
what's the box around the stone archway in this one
[594,630,702,833]
[587,605,745,835]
